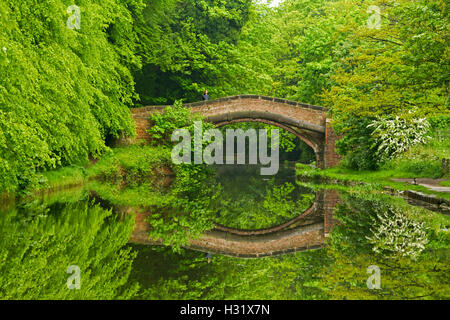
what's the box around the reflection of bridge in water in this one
[130,189,340,258]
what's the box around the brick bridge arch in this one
[127,95,340,168]
[129,189,340,258]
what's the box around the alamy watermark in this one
[67,5,81,30]
[366,265,381,290]
[171,121,280,176]
[367,5,381,30]
[67,265,81,290]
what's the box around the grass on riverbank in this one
[441,180,450,187]
[40,144,176,208]
[86,144,172,184]
[297,133,450,199]
[34,166,87,194]
[296,163,450,200]
[21,144,172,197]
[380,135,450,179]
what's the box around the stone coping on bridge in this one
[208,111,326,133]
[131,95,329,115]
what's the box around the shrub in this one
[334,116,380,170]
[147,100,193,146]
[368,116,431,163]
[429,115,450,142]
[0,0,140,193]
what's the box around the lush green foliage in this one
[0,198,139,299]
[4,0,447,191]
[88,105,220,251]
[321,0,449,169]
[379,116,449,177]
[146,162,218,251]
[334,116,380,170]
[144,101,220,250]
[369,117,431,163]
[1,0,448,302]
[337,116,433,170]
[85,143,217,251]
[87,144,173,186]
[146,101,195,146]
[132,0,349,105]
[323,0,448,118]
[0,0,143,192]
[133,0,254,105]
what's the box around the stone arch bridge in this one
[125,95,340,168]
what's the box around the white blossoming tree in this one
[368,117,431,163]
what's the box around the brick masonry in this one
[325,119,341,168]
[119,95,340,169]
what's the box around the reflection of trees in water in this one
[144,162,218,251]
[129,190,448,300]
[0,199,138,299]
[321,193,449,300]
[3,183,444,300]
[130,244,330,300]
[212,165,315,230]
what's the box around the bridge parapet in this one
[132,95,328,115]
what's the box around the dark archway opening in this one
[216,121,317,165]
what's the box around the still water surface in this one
[0,164,448,299]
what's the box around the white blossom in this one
[368,116,431,163]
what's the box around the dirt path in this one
[391,178,450,193]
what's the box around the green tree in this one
[132,0,254,105]
[0,0,144,192]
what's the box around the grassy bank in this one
[380,135,450,179]
[297,131,450,200]
[6,144,172,198]
[296,164,450,201]
[33,166,88,194]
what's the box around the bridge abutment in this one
[324,119,341,168]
